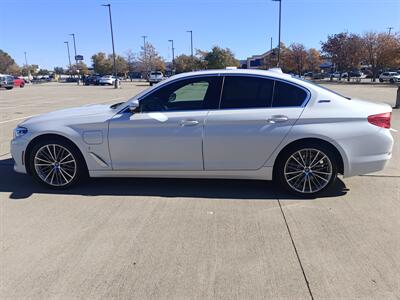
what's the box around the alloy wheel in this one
[284,148,333,194]
[34,144,77,187]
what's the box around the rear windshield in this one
[295,77,350,99]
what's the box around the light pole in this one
[64,41,72,77]
[24,51,31,82]
[387,27,394,35]
[186,30,193,57]
[168,39,175,75]
[102,4,119,88]
[69,33,80,84]
[272,0,282,67]
[141,35,148,76]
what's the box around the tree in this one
[54,67,65,74]
[112,54,129,76]
[362,32,400,81]
[91,52,112,75]
[198,46,239,69]
[0,49,20,74]
[174,54,205,73]
[136,42,166,76]
[307,48,323,73]
[284,43,308,75]
[37,69,50,76]
[321,32,365,81]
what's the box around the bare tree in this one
[137,42,165,77]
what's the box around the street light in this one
[272,0,282,67]
[69,33,80,84]
[168,39,175,75]
[24,51,31,82]
[186,30,193,57]
[102,4,119,88]
[141,35,148,76]
[387,27,394,35]
[64,41,72,76]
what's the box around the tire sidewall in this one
[275,143,338,197]
[29,138,85,189]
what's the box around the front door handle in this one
[266,115,289,124]
[180,120,200,127]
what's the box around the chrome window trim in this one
[117,72,311,114]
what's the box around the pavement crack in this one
[277,197,314,300]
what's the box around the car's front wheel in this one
[29,139,86,188]
[276,144,338,197]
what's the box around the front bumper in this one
[10,137,29,174]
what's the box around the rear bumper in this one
[344,129,394,177]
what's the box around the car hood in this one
[20,104,116,127]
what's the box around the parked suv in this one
[0,74,14,89]
[379,72,400,83]
[148,71,163,86]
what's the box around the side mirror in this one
[128,100,140,113]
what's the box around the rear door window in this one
[220,76,274,109]
[272,81,307,107]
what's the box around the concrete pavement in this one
[1,81,399,299]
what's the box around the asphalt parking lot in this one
[1,82,399,299]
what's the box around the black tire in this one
[5,87,13,90]
[29,138,87,189]
[379,78,384,82]
[20,83,25,88]
[389,78,394,83]
[275,142,338,197]
[150,82,153,86]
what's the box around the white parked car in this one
[11,69,394,196]
[99,75,116,85]
[148,71,164,86]
[379,72,400,83]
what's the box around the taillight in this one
[368,112,391,129]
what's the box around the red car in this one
[13,77,25,88]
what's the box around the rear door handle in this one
[266,115,289,124]
[180,120,200,127]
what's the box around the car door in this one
[203,75,309,170]
[108,76,221,170]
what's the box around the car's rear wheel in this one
[20,82,25,88]
[5,87,13,90]
[379,78,384,82]
[29,139,85,189]
[276,144,338,197]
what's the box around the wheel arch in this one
[272,138,345,179]
[25,133,88,175]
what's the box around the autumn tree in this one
[284,43,308,75]
[321,32,365,81]
[198,46,240,69]
[362,32,400,81]
[307,48,322,73]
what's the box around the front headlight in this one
[14,126,28,138]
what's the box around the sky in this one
[1,0,399,70]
